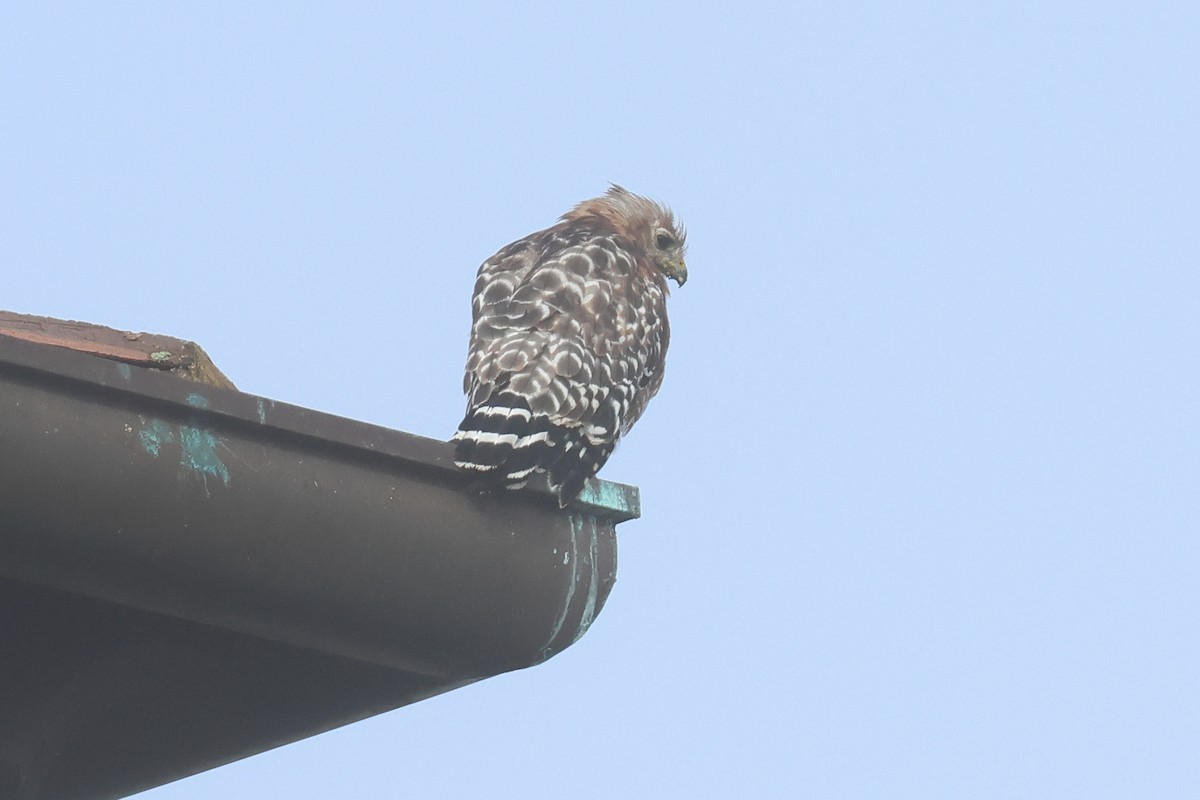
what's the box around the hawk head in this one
[565,185,688,286]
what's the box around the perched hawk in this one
[453,185,687,504]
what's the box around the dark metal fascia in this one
[0,332,637,678]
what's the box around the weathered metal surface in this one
[0,332,636,800]
[0,577,460,800]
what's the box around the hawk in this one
[453,185,687,505]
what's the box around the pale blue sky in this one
[3,2,1198,797]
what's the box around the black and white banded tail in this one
[452,392,613,505]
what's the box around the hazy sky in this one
[3,2,1198,797]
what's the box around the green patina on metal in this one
[138,419,174,457]
[571,519,601,646]
[575,479,641,522]
[180,393,230,488]
[137,397,230,489]
[540,514,585,661]
[539,513,608,660]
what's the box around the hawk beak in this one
[668,258,688,287]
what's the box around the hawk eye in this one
[655,232,675,250]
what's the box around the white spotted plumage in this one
[453,186,687,505]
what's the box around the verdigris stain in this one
[576,479,641,519]
[540,514,603,661]
[138,419,174,457]
[181,393,230,487]
[572,525,601,646]
[137,395,231,491]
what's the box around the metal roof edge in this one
[0,332,640,523]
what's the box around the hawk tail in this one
[453,392,558,487]
[452,393,613,505]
